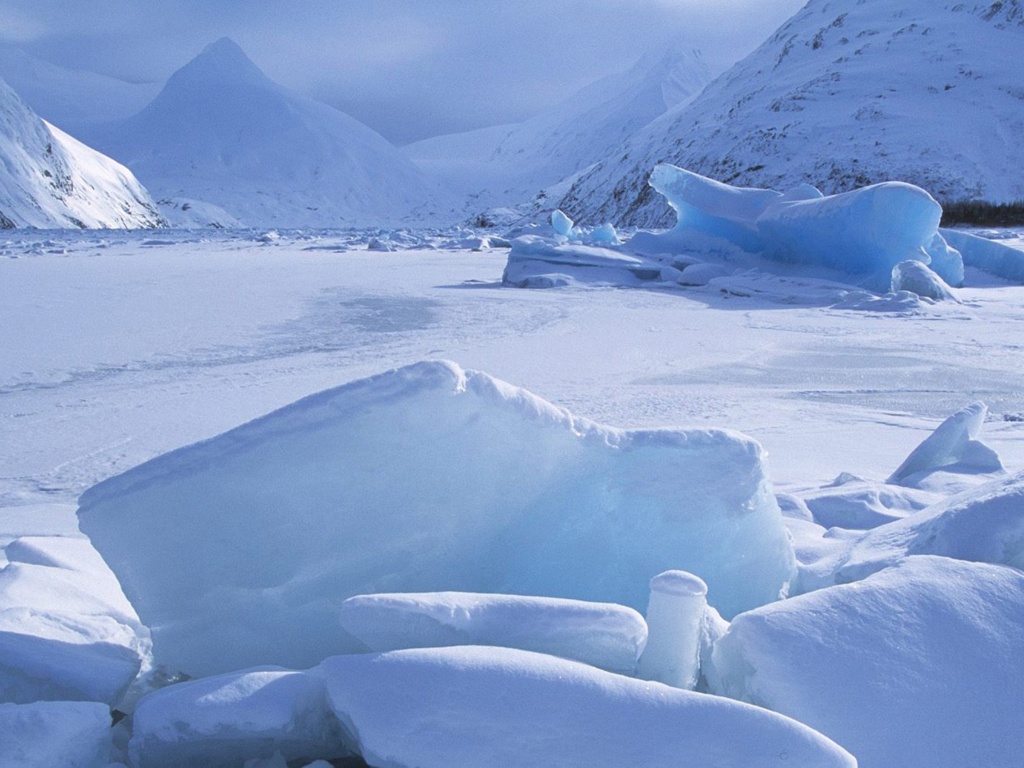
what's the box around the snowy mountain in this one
[83,38,451,228]
[0,46,159,134]
[559,0,1024,228]
[404,46,710,215]
[0,77,162,229]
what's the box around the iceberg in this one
[316,645,856,768]
[643,165,966,289]
[709,556,1024,768]
[78,361,794,677]
[339,591,646,675]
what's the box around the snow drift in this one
[709,556,1024,768]
[0,77,162,229]
[78,361,794,676]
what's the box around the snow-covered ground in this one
[4,227,1024,507]
[3,224,1024,766]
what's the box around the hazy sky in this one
[0,0,807,144]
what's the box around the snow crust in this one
[0,700,112,768]
[317,645,856,768]
[338,591,647,675]
[78,360,793,676]
[709,556,1024,768]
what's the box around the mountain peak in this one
[171,37,267,88]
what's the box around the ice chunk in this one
[941,227,1024,283]
[709,556,1024,768]
[0,536,148,706]
[339,591,646,675]
[79,361,794,677]
[799,481,935,530]
[550,209,575,237]
[635,571,707,689]
[888,402,1003,487]
[890,260,959,301]
[315,646,855,768]
[129,667,347,768]
[836,470,1024,582]
[0,701,111,768]
[503,236,662,287]
[588,222,621,245]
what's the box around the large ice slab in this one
[0,701,112,768]
[940,227,1024,283]
[129,667,347,768]
[709,556,1024,768]
[78,361,794,677]
[316,646,855,768]
[339,591,646,675]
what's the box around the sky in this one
[0,0,807,144]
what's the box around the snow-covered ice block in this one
[78,361,794,677]
[890,260,959,301]
[339,591,646,675]
[635,571,707,689]
[503,236,662,287]
[0,700,111,768]
[941,227,1024,283]
[129,667,347,768]
[0,536,148,705]
[888,402,1003,487]
[551,209,574,237]
[799,481,935,531]
[836,470,1024,583]
[709,556,1024,768]
[316,646,855,768]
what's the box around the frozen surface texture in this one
[0,535,147,706]
[78,361,793,676]
[0,77,162,229]
[0,700,111,768]
[316,645,856,768]
[709,556,1024,768]
[339,591,646,675]
[129,667,346,768]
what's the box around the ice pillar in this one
[636,570,708,689]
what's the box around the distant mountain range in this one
[404,46,711,218]
[0,77,162,229]
[558,0,1024,227]
[79,38,452,229]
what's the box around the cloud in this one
[4,0,807,142]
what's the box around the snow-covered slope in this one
[84,38,451,228]
[560,0,1024,228]
[0,46,159,134]
[0,77,162,229]
[405,46,710,215]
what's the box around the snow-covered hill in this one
[0,46,159,134]
[559,0,1024,228]
[405,46,710,216]
[83,38,451,228]
[0,77,162,229]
